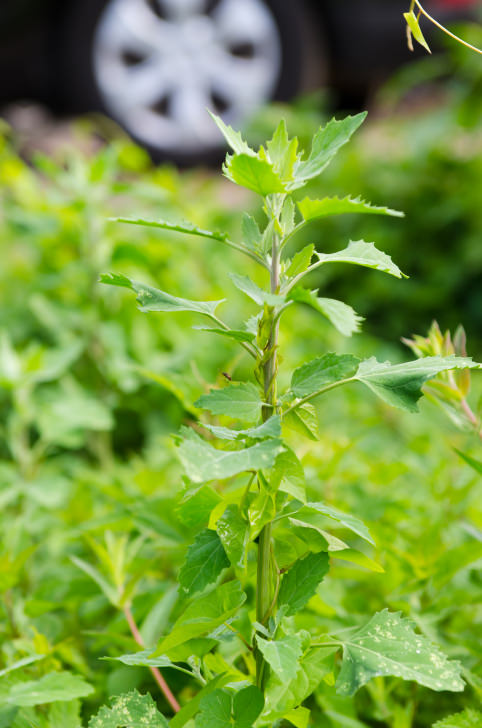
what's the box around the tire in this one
[56,0,319,164]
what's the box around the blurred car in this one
[0,0,478,163]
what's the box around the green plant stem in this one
[123,606,180,713]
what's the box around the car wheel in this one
[58,0,317,163]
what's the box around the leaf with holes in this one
[88,690,169,727]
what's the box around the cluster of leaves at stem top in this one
[101,112,480,727]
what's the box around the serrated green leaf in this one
[270,447,306,502]
[284,402,319,441]
[229,273,285,307]
[280,197,296,237]
[6,672,94,707]
[178,430,284,483]
[336,610,464,696]
[195,382,263,423]
[286,245,314,279]
[291,353,360,398]
[177,484,222,530]
[88,690,168,727]
[224,154,287,196]
[266,120,300,182]
[256,635,303,681]
[170,675,231,728]
[195,686,263,728]
[232,686,264,728]
[278,552,330,616]
[193,327,255,344]
[298,196,403,221]
[179,529,229,596]
[404,10,431,53]
[217,504,250,569]
[288,288,363,336]
[301,503,375,545]
[101,273,224,317]
[202,415,282,442]
[433,709,482,727]
[264,646,336,720]
[155,580,246,653]
[356,356,481,413]
[209,112,254,155]
[242,213,262,253]
[102,648,194,676]
[316,240,404,278]
[291,113,367,187]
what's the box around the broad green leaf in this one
[229,273,285,307]
[177,430,284,483]
[256,635,303,681]
[193,327,255,344]
[404,10,431,53]
[278,552,330,616]
[177,484,222,530]
[170,675,231,728]
[284,402,319,441]
[316,240,404,278]
[88,690,168,727]
[266,120,300,181]
[224,154,287,196]
[209,112,254,155]
[433,709,482,727]
[284,707,311,728]
[6,672,94,707]
[264,646,336,720]
[242,213,262,253]
[291,353,360,398]
[291,113,367,187]
[288,288,363,337]
[196,686,264,728]
[217,504,250,568]
[155,580,246,653]
[298,196,403,221]
[102,648,193,676]
[355,356,481,413]
[336,610,464,696]
[301,503,375,545]
[285,245,314,279]
[270,447,306,502]
[195,382,263,423]
[202,415,282,441]
[49,700,82,728]
[101,273,224,317]
[179,529,229,596]
[70,555,118,605]
[454,449,482,475]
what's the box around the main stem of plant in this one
[256,226,280,690]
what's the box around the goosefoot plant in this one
[100,113,481,727]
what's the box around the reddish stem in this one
[123,606,181,713]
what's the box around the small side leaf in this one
[288,288,363,336]
[209,112,255,155]
[256,635,303,681]
[217,504,250,569]
[316,240,404,278]
[179,529,230,596]
[298,195,403,221]
[224,154,287,196]
[404,10,432,53]
[230,273,285,307]
[101,273,224,317]
[278,552,330,616]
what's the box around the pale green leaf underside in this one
[101,273,224,317]
[291,353,360,398]
[316,241,404,278]
[193,327,255,344]
[230,273,285,307]
[300,503,375,545]
[336,610,464,696]
[202,415,282,441]
[432,709,482,728]
[88,690,168,728]
[195,382,263,423]
[155,580,246,654]
[278,551,330,616]
[179,528,229,596]
[289,288,363,336]
[224,153,286,196]
[356,356,481,412]
[178,430,284,483]
[298,195,403,221]
[102,649,193,677]
[291,113,367,187]
[256,635,303,681]
[6,672,94,707]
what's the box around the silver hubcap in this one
[93,0,282,153]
